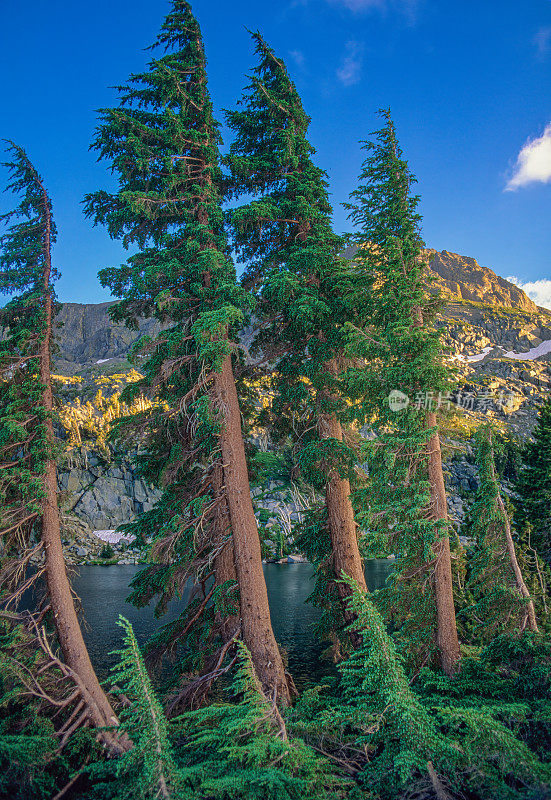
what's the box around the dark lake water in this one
[32,561,393,687]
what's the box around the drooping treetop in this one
[226,33,363,472]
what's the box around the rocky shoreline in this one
[46,261,551,567]
[50,449,481,567]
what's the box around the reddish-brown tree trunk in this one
[192,62,289,701]
[486,452,539,633]
[410,300,460,676]
[498,494,539,632]
[426,412,461,676]
[39,193,129,753]
[213,539,239,642]
[212,462,240,642]
[212,355,291,705]
[317,399,367,628]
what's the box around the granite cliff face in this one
[53,250,551,558]
[426,249,539,313]
[59,450,161,530]
[55,302,164,372]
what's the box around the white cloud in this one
[327,0,415,12]
[507,276,551,310]
[534,26,551,58]
[506,123,551,190]
[296,0,419,20]
[336,40,364,86]
[289,49,305,68]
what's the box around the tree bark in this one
[411,303,460,676]
[317,400,367,628]
[213,355,291,706]
[39,192,129,753]
[192,49,289,702]
[486,453,539,633]
[498,494,539,632]
[426,412,461,676]
[212,462,240,642]
[213,539,239,642]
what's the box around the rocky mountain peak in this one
[341,245,540,314]
[426,249,538,313]
[54,302,164,372]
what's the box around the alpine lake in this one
[55,560,394,688]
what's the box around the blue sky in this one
[1,0,550,305]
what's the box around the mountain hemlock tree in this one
[106,332,240,700]
[344,111,461,676]
[0,142,126,752]
[467,424,538,636]
[87,618,340,800]
[86,617,183,799]
[329,577,550,799]
[514,394,551,564]
[225,34,367,639]
[84,1,291,705]
[338,576,458,798]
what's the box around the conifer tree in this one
[331,578,550,800]
[514,395,551,564]
[84,2,290,704]
[338,576,457,798]
[88,617,183,799]
[225,34,367,640]
[0,142,126,752]
[344,111,461,675]
[88,619,340,800]
[466,424,538,636]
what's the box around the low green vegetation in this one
[1,1,550,798]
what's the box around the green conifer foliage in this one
[514,395,551,564]
[0,615,104,800]
[466,424,538,638]
[0,143,126,749]
[415,633,551,799]
[89,619,343,800]
[337,575,458,797]
[0,619,60,800]
[87,617,183,799]
[343,111,460,673]
[0,140,59,580]
[225,34,367,643]
[171,640,341,799]
[85,1,290,704]
[290,578,550,800]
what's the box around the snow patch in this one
[464,347,493,363]
[96,359,111,364]
[503,339,551,361]
[460,340,551,363]
[94,529,133,544]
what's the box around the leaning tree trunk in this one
[426,411,461,676]
[212,462,240,643]
[317,380,367,636]
[192,76,290,702]
[213,354,291,706]
[488,454,539,633]
[39,199,129,753]
[499,497,539,632]
[411,300,460,677]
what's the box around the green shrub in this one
[99,543,115,560]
